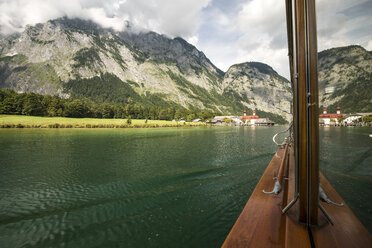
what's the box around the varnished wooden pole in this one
[295,0,319,226]
[296,0,308,223]
[307,0,319,226]
[285,0,295,96]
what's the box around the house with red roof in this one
[242,110,259,125]
[319,107,344,125]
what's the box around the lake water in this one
[0,126,371,247]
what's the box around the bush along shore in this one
[0,115,208,128]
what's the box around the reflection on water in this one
[319,126,372,233]
[0,126,370,247]
[0,127,279,248]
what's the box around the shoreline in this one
[1,115,370,129]
[0,123,208,128]
[0,115,207,129]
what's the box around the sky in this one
[0,0,371,79]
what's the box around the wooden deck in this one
[222,145,372,248]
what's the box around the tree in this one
[200,110,214,121]
[64,99,88,118]
[14,93,26,114]
[102,103,114,118]
[46,96,63,117]
[168,107,176,120]
[150,107,158,120]
[89,103,102,118]
[22,93,45,116]
[158,109,168,120]
[175,109,187,120]
[0,96,15,114]
[186,113,196,122]
[223,117,231,123]
[113,105,124,119]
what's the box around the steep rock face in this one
[318,45,372,113]
[0,18,292,122]
[119,31,224,90]
[0,18,221,108]
[0,18,225,110]
[222,62,292,120]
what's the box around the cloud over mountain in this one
[0,0,211,39]
[1,0,370,80]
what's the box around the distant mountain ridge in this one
[318,45,372,113]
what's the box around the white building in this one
[343,114,362,124]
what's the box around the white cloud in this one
[366,40,372,51]
[201,42,240,72]
[230,0,372,79]
[195,3,242,72]
[0,0,370,78]
[0,0,211,41]
[0,0,128,34]
[236,0,289,77]
[186,35,199,46]
[121,0,211,38]
[316,0,372,51]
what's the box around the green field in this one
[0,115,207,128]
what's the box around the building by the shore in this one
[343,114,362,124]
[342,112,372,125]
[242,110,259,125]
[209,110,275,126]
[241,110,275,126]
[318,107,372,126]
[319,107,344,126]
[255,118,275,126]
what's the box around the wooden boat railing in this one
[222,139,372,247]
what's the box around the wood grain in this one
[221,147,288,248]
[222,146,372,247]
[284,146,311,248]
[311,174,372,248]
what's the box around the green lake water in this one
[0,126,371,247]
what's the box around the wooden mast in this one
[294,0,319,226]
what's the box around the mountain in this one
[0,18,291,122]
[318,45,372,113]
[222,62,292,121]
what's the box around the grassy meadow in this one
[0,115,207,128]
